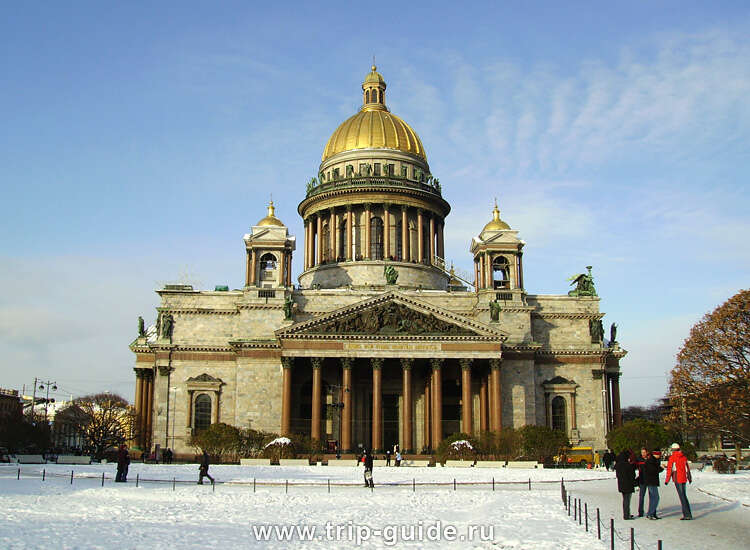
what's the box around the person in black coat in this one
[197,450,215,485]
[116,444,130,482]
[363,449,374,488]
[643,451,664,519]
[615,450,636,520]
[602,450,614,471]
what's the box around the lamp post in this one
[37,380,57,426]
[326,383,349,459]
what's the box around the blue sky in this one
[1,2,748,406]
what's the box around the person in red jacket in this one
[665,443,692,520]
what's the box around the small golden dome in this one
[256,201,284,227]
[482,201,510,232]
[321,66,426,162]
[364,65,385,85]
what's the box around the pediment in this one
[187,373,223,384]
[277,291,506,340]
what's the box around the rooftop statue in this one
[567,266,597,297]
[284,295,295,320]
[589,319,604,343]
[609,322,618,346]
[138,316,145,337]
[160,312,174,340]
[384,264,399,285]
[489,300,500,322]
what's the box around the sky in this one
[1,1,748,407]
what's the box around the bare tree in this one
[668,289,750,455]
[61,393,134,459]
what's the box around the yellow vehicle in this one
[555,446,594,466]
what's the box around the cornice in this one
[228,339,281,349]
[532,312,604,320]
[157,307,239,316]
[281,333,499,342]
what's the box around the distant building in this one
[0,388,22,419]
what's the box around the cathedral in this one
[130,66,626,455]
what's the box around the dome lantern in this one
[362,65,387,110]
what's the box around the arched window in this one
[492,256,510,289]
[338,219,347,260]
[194,394,212,434]
[370,217,383,260]
[260,253,277,271]
[321,222,331,262]
[365,90,370,103]
[551,396,567,433]
[395,220,403,261]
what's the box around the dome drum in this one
[298,260,449,291]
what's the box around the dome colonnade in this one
[298,66,451,290]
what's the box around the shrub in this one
[606,419,671,455]
[189,423,241,460]
[262,436,295,462]
[518,425,568,463]
[436,433,480,464]
[712,456,736,474]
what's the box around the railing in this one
[258,290,276,298]
[306,176,442,199]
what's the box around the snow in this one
[0,463,747,549]
[450,440,474,450]
[264,437,292,448]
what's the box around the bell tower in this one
[243,201,296,288]
[470,200,525,300]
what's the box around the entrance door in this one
[383,394,399,452]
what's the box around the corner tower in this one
[298,66,451,290]
[243,201,296,289]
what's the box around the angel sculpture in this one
[567,266,597,297]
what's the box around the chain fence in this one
[561,480,664,550]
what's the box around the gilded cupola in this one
[321,66,426,162]
[481,201,511,233]
[256,201,285,227]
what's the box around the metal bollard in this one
[658,540,662,550]
[610,518,614,550]
[101,472,105,487]
[253,478,256,493]
[453,478,456,491]
[327,479,330,493]
[492,477,495,491]
[578,499,582,525]
[528,478,531,490]
[17,468,20,480]
[630,527,634,550]
[71,470,74,484]
[413,478,415,492]
[568,494,571,516]
[597,508,601,540]
[173,477,175,491]
[585,502,588,532]
[136,473,139,487]
[285,480,288,494]
[43,469,45,481]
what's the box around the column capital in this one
[281,357,294,369]
[134,368,147,378]
[371,358,384,370]
[383,202,391,210]
[157,365,174,377]
[489,358,502,370]
[459,358,473,371]
[311,357,323,369]
[430,358,443,370]
[400,358,414,370]
[340,357,354,369]
[364,202,372,210]
[345,204,353,212]
[400,204,409,212]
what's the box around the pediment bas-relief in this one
[303,301,477,337]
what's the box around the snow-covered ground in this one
[0,463,747,549]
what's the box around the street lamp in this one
[326,383,349,459]
[37,380,57,426]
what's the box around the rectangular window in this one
[373,163,381,176]
[333,168,339,179]
[387,164,395,176]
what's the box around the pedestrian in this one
[385,448,391,466]
[634,447,648,517]
[665,443,692,520]
[602,449,614,471]
[363,449,374,488]
[395,450,402,467]
[643,449,664,519]
[594,451,601,468]
[615,450,636,520]
[197,449,215,485]
[116,444,130,482]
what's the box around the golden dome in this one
[256,201,284,227]
[482,201,510,232]
[321,66,426,162]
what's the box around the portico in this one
[275,291,506,452]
